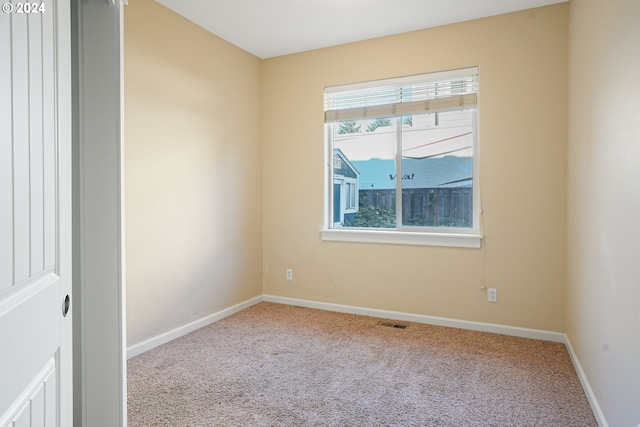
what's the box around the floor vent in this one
[378,321,408,329]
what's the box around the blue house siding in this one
[352,156,473,227]
[352,157,472,190]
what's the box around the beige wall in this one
[124,0,262,346]
[566,0,640,425]
[121,2,640,422]
[261,4,569,331]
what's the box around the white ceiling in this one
[155,0,567,59]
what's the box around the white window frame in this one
[332,175,344,227]
[345,179,358,212]
[322,68,482,248]
[332,175,359,226]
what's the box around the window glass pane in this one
[333,118,396,228]
[401,111,473,227]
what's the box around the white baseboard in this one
[563,336,609,427]
[264,295,609,425]
[262,294,566,343]
[127,295,263,359]
[126,293,608,426]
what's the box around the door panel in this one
[0,274,60,419]
[0,0,12,293]
[42,2,57,271]
[0,0,72,425]
[9,3,30,285]
[28,11,45,277]
[0,347,57,427]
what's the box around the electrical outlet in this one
[286,269,293,281]
[488,288,498,303]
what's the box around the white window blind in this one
[324,67,478,123]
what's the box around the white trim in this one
[126,296,263,359]
[73,1,127,425]
[127,294,570,359]
[124,293,607,427]
[321,228,482,248]
[117,2,127,424]
[563,336,609,427]
[265,296,607,424]
[344,178,358,212]
[262,295,564,343]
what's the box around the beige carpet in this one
[127,302,597,426]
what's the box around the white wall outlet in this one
[488,288,498,303]
[286,269,293,281]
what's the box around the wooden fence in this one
[359,187,472,227]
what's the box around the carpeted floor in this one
[127,302,597,426]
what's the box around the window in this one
[323,67,481,248]
[346,182,357,209]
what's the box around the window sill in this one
[321,228,482,248]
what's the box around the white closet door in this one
[0,0,72,425]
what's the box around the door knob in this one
[62,294,71,317]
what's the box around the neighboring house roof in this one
[352,156,472,190]
[333,148,361,178]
